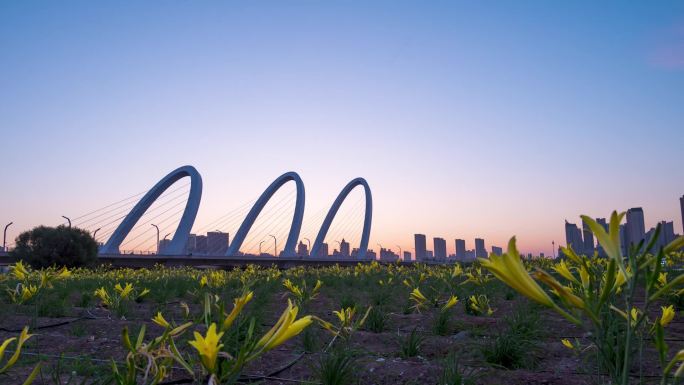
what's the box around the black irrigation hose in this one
[0,316,96,333]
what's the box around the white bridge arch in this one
[100,165,202,255]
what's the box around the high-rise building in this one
[433,237,447,260]
[619,224,628,255]
[207,231,229,255]
[564,221,583,253]
[596,218,608,257]
[680,195,684,234]
[319,242,329,257]
[158,239,171,254]
[582,219,595,256]
[403,251,412,262]
[195,235,207,254]
[491,246,503,256]
[185,234,197,254]
[414,234,427,261]
[297,241,308,257]
[340,238,350,257]
[426,250,434,259]
[626,207,646,247]
[455,239,466,260]
[475,238,486,258]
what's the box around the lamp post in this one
[93,227,101,239]
[3,222,13,252]
[259,240,266,256]
[396,245,402,259]
[151,224,160,254]
[552,241,556,259]
[268,234,277,257]
[62,216,71,228]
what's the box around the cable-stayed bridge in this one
[2,165,379,267]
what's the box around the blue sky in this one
[1,1,683,255]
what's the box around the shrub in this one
[10,225,98,268]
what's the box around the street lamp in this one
[3,222,13,252]
[151,224,160,254]
[62,216,71,228]
[552,241,556,259]
[259,240,266,256]
[303,237,311,256]
[396,245,402,258]
[92,227,101,239]
[268,234,277,257]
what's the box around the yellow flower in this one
[10,261,29,281]
[199,276,208,288]
[561,339,574,349]
[255,299,312,353]
[661,305,675,327]
[221,291,253,331]
[313,280,323,294]
[658,272,668,288]
[441,295,459,312]
[188,323,224,373]
[479,237,555,308]
[152,312,171,328]
[410,288,428,302]
[114,283,133,299]
[0,326,33,373]
[552,260,578,284]
[20,285,38,303]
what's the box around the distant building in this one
[207,231,229,255]
[185,234,197,254]
[626,207,646,247]
[455,239,466,260]
[195,235,207,254]
[491,246,503,256]
[564,221,583,253]
[426,250,434,259]
[297,241,308,257]
[379,248,399,262]
[433,237,447,260]
[475,238,486,258]
[582,219,595,256]
[340,238,350,257]
[596,218,608,257]
[403,251,412,262]
[414,234,427,261]
[158,239,171,254]
[680,195,684,234]
[318,242,329,257]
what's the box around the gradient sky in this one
[1,1,683,256]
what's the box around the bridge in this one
[3,165,384,265]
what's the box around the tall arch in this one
[100,165,202,255]
[226,172,305,257]
[310,178,372,259]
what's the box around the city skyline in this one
[2,2,683,255]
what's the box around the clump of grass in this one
[365,306,388,333]
[398,327,424,358]
[314,349,357,385]
[339,295,356,310]
[302,327,319,352]
[482,305,541,369]
[438,353,478,385]
[433,311,451,336]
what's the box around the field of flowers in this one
[1,211,684,385]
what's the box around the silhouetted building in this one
[475,238,486,258]
[158,239,171,254]
[433,237,447,260]
[185,234,197,254]
[297,241,308,257]
[455,239,466,260]
[564,221,583,253]
[596,218,608,257]
[340,238,350,257]
[491,246,503,256]
[414,234,427,261]
[318,242,329,257]
[680,195,684,234]
[426,250,434,259]
[207,231,229,255]
[626,207,646,247]
[403,251,412,262]
[582,219,595,256]
[195,235,207,254]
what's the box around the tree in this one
[9,225,98,268]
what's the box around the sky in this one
[1,1,683,256]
